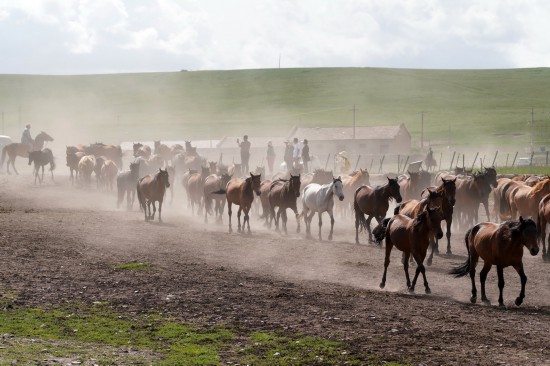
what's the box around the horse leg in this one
[513,264,527,306]
[328,210,335,241]
[402,251,411,289]
[366,215,374,243]
[158,200,163,222]
[237,207,242,232]
[380,237,393,289]
[415,252,430,294]
[12,158,18,175]
[317,212,323,241]
[281,209,288,235]
[227,202,233,233]
[354,212,362,245]
[479,262,492,304]
[41,165,45,184]
[151,201,157,221]
[445,217,452,255]
[483,201,491,222]
[496,265,505,307]
[293,207,300,234]
[144,201,149,221]
[244,208,251,234]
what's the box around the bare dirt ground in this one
[0,171,549,365]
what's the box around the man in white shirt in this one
[292,137,303,170]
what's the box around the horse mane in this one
[529,178,550,198]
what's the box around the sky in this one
[1,0,550,75]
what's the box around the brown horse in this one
[268,174,301,234]
[154,141,172,164]
[538,193,550,260]
[1,131,54,174]
[66,151,85,185]
[378,207,444,293]
[398,170,432,201]
[28,148,56,185]
[133,142,152,159]
[450,217,539,306]
[136,168,170,222]
[182,169,198,208]
[506,177,550,220]
[85,143,123,169]
[354,177,402,244]
[187,166,210,215]
[258,179,273,225]
[203,172,232,223]
[300,168,334,189]
[338,168,370,215]
[421,177,457,263]
[453,172,494,229]
[225,173,262,233]
[78,155,96,186]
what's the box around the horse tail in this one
[136,182,145,211]
[499,183,513,218]
[372,217,390,245]
[449,225,478,277]
[204,195,213,215]
[0,145,7,169]
[353,186,367,231]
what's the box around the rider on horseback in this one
[21,124,33,152]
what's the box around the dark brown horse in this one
[187,166,211,215]
[136,168,170,222]
[225,173,262,233]
[258,179,273,225]
[398,170,432,201]
[203,172,232,223]
[453,171,494,229]
[378,207,444,293]
[28,148,55,185]
[419,178,457,263]
[66,151,85,185]
[268,174,301,234]
[450,217,539,306]
[1,131,54,174]
[354,177,402,244]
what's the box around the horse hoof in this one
[408,287,415,293]
[426,258,433,266]
[355,240,360,245]
[470,296,477,304]
[498,302,505,308]
[446,251,452,256]
[425,287,431,294]
[515,298,523,306]
[328,235,333,241]
[482,299,491,305]
[379,283,385,289]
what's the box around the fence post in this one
[511,152,518,167]
[370,158,374,172]
[492,151,498,167]
[449,151,456,170]
[325,154,331,170]
[438,152,442,171]
[402,156,409,174]
[378,155,385,173]
[354,155,362,171]
[397,154,401,173]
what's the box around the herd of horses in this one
[1,136,548,307]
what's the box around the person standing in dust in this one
[292,137,303,171]
[237,135,251,174]
[266,141,276,174]
[21,123,34,152]
[301,139,310,173]
[283,140,293,172]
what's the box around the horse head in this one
[514,216,539,256]
[441,177,457,206]
[289,174,301,198]
[158,168,170,188]
[417,206,444,239]
[333,176,344,201]
[250,173,262,196]
[387,176,402,203]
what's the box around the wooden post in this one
[219,153,223,164]
[492,151,498,167]
[471,152,479,171]
[397,154,401,173]
[506,153,509,167]
[462,154,465,169]
[530,151,535,166]
[438,152,442,171]
[325,154,331,170]
[511,151,518,167]
[370,158,374,172]
[354,155,361,171]
[449,151,456,170]
[402,156,409,174]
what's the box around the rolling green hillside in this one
[1,67,550,149]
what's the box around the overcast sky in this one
[1,0,550,75]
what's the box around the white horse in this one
[301,177,345,241]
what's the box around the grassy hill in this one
[1,67,550,150]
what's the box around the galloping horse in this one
[1,131,54,174]
[136,168,170,222]
[301,177,345,241]
[453,172,494,229]
[187,166,210,215]
[450,217,539,306]
[378,207,444,293]
[28,148,55,185]
[225,173,262,233]
[268,174,301,234]
[353,177,402,244]
[538,193,550,260]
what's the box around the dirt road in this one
[0,174,548,365]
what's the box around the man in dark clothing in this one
[237,135,251,174]
[301,139,310,173]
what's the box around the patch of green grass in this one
[113,262,152,270]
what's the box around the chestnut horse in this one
[225,173,262,233]
[136,168,170,222]
[28,148,56,185]
[450,217,539,306]
[1,131,54,174]
[338,168,370,215]
[378,207,444,293]
[85,143,123,169]
[506,177,550,220]
[353,177,402,244]
[268,174,301,234]
[538,193,550,260]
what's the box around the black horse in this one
[117,162,140,210]
[28,148,55,185]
